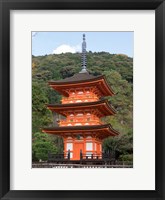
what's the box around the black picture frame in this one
[0,0,165,199]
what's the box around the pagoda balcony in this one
[59,119,102,126]
[61,97,99,104]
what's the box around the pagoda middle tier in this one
[47,99,116,126]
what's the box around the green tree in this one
[103,70,133,133]
[103,131,133,161]
[102,70,133,161]
[32,132,58,161]
[32,82,52,133]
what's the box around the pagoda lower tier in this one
[43,124,119,160]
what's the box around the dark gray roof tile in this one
[49,72,103,84]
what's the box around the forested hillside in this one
[32,52,133,162]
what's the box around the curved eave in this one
[47,99,116,117]
[42,124,119,137]
[48,75,114,97]
[102,75,115,95]
[49,75,104,85]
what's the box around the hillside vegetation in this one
[32,52,133,162]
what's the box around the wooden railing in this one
[48,151,115,162]
[48,151,70,162]
[80,153,102,160]
[80,152,115,161]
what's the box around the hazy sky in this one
[32,31,133,57]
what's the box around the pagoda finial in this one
[79,34,88,73]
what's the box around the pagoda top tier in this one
[49,72,114,97]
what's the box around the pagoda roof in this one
[47,99,116,117]
[48,72,114,97]
[42,124,119,140]
[52,72,97,84]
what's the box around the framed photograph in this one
[0,0,165,199]
[32,31,133,168]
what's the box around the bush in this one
[119,154,133,161]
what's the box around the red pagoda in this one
[43,34,119,160]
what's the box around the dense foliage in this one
[32,52,133,161]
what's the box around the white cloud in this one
[52,44,81,54]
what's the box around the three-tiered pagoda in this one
[43,34,119,160]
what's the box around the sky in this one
[32,32,133,58]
